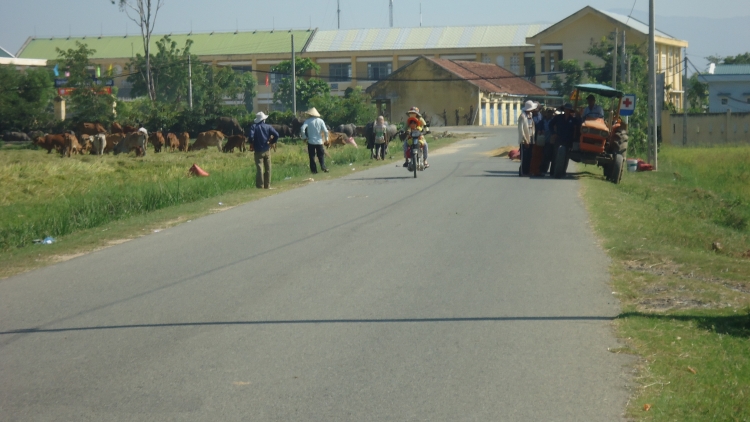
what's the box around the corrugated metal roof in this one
[17,30,314,60]
[428,58,547,95]
[714,64,750,75]
[306,25,549,52]
[598,9,675,39]
[0,45,14,58]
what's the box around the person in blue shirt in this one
[300,107,330,174]
[248,112,279,189]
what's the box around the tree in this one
[550,60,589,99]
[686,74,709,112]
[55,42,117,125]
[112,0,164,101]
[707,52,750,65]
[0,66,55,132]
[128,35,199,103]
[309,87,377,128]
[272,57,330,111]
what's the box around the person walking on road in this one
[517,100,538,176]
[249,112,279,189]
[301,107,329,174]
[373,116,388,160]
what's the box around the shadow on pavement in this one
[1,316,617,335]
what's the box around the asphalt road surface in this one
[0,128,630,421]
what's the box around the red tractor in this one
[554,84,629,184]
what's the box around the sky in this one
[1,0,749,68]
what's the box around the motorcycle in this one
[406,129,425,178]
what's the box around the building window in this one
[269,72,283,92]
[550,56,556,72]
[721,98,728,105]
[541,58,546,73]
[367,62,392,80]
[661,54,667,71]
[510,54,520,74]
[496,56,505,67]
[481,54,491,64]
[329,63,351,82]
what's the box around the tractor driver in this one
[581,94,604,120]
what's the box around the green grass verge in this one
[0,134,462,279]
[580,146,750,421]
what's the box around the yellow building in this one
[366,56,547,127]
[526,6,689,109]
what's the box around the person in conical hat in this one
[402,106,430,168]
[301,107,329,173]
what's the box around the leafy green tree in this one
[55,42,117,126]
[128,36,198,103]
[707,52,750,65]
[0,66,55,132]
[550,60,589,99]
[309,87,377,128]
[686,74,709,112]
[272,57,330,111]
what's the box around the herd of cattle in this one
[2,116,401,158]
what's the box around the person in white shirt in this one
[300,107,330,174]
[517,100,538,176]
[581,94,604,120]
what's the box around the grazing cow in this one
[354,125,365,136]
[334,123,357,138]
[104,134,124,153]
[270,124,292,138]
[122,125,137,134]
[27,130,44,140]
[75,122,107,137]
[189,130,224,151]
[80,135,94,154]
[215,117,243,136]
[325,132,349,148]
[33,134,65,153]
[223,134,247,153]
[63,133,82,157]
[148,132,165,152]
[290,117,303,138]
[166,133,180,152]
[2,131,31,142]
[111,122,124,134]
[113,132,147,156]
[177,132,190,152]
[92,133,106,155]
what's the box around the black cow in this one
[334,123,357,138]
[216,117,243,136]
[2,131,31,142]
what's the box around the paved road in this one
[0,128,630,421]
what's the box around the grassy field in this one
[580,146,750,421]
[0,134,461,278]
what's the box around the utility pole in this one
[621,31,626,85]
[389,0,394,28]
[337,0,341,29]
[188,55,193,110]
[291,34,296,115]
[683,55,688,145]
[648,0,657,168]
[420,2,422,27]
[612,28,618,88]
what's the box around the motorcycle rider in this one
[403,107,429,168]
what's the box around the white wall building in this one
[701,64,750,113]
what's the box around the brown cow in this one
[63,133,82,157]
[166,133,180,152]
[122,125,137,134]
[177,132,190,152]
[80,135,94,154]
[33,134,65,153]
[189,130,224,152]
[325,132,349,148]
[114,132,147,157]
[149,132,165,152]
[104,134,124,153]
[111,122,124,134]
[75,122,106,137]
[223,134,246,153]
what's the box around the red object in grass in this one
[508,149,521,160]
[636,159,653,172]
[189,164,209,177]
